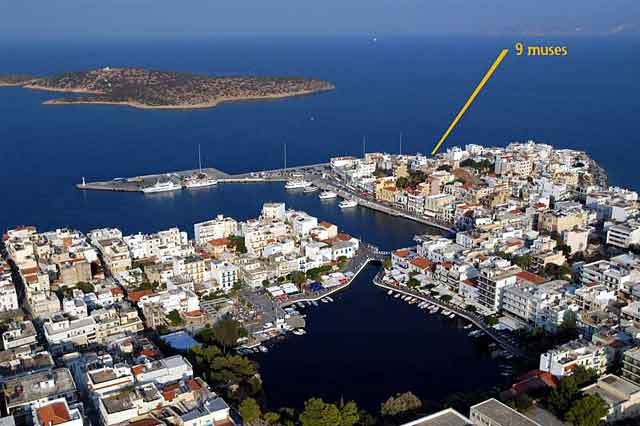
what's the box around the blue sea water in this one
[1,35,639,410]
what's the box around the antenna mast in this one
[399,132,403,156]
[198,144,202,172]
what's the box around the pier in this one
[372,275,527,359]
[76,162,455,233]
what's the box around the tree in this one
[440,294,453,303]
[396,177,410,189]
[289,271,307,286]
[512,255,532,270]
[465,305,477,313]
[572,365,598,387]
[212,319,242,353]
[407,278,420,288]
[565,395,607,426]
[75,281,95,293]
[548,376,579,416]
[380,392,422,417]
[510,393,533,412]
[228,235,247,253]
[166,310,183,326]
[339,401,360,426]
[299,398,341,426]
[239,398,261,423]
[263,412,281,425]
[383,257,392,270]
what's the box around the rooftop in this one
[5,368,76,408]
[470,399,541,426]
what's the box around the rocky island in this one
[0,67,334,109]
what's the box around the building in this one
[132,356,193,386]
[582,374,640,423]
[98,384,163,426]
[209,261,238,291]
[476,265,519,313]
[622,347,640,386]
[397,408,472,426]
[539,339,608,378]
[86,365,135,397]
[606,220,640,249]
[2,321,37,350]
[3,368,78,421]
[194,215,238,246]
[470,398,541,426]
[43,314,97,348]
[32,398,83,426]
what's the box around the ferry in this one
[304,185,319,193]
[285,179,313,190]
[318,191,338,200]
[339,199,358,209]
[142,179,181,194]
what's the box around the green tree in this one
[396,177,410,189]
[278,407,297,426]
[339,401,360,426]
[572,365,598,387]
[212,319,243,353]
[440,294,453,303]
[510,393,533,412]
[407,278,420,288]
[299,398,341,426]
[512,255,532,270]
[565,395,607,426]
[289,271,307,286]
[465,305,477,313]
[383,257,392,270]
[380,392,422,417]
[166,310,183,326]
[75,281,95,293]
[548,376,579,416]
[239,398,261,423]
[263,412,281,425]
[228,235,247,253]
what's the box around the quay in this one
[76,161,455,233]
[372,275,527,359]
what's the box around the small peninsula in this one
[0,67,335,109]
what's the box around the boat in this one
[304,186,319,193]
[285,179,313,190]
[387,290,393,296]
[442,310,451,315]
[142,179,181,194]
[339,199,358,209]
[394,294,401,299]
[296,302,306,309]
[259,345,268,353]
[184,145,218,188]
[326,296,334,302]
[321,298,329,303]
[318,191,338,199]
[449,313,456,319]
[311,300,319,307]
[464,324,473,330]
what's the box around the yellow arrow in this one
[431,48,509,155]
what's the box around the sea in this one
[1,35,638,410]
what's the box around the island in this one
[0,67,335,109]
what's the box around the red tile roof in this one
[127,289,154,302]
[516,271,545,284]
[410,257,432,270]
[37,402,71,426]
[393,250,410,258]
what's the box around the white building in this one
[208,261,238,291]
[132,356,193,386]
[539,339,608,377]
[194,215,238,245]
[607,220,640,249]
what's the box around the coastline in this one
[16,84,335,110]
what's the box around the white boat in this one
[326,296,334,302]
[142,179,181,193]
[304,186,319,193]
[339,199,358,209]
[285,179,313,190]
[259,345,268,353]
[448,313,456,319]
[394,294,401,299]
[184,176,218,188]
[311,300,319,307]
[387,290,393,295]
[319,191,338,199]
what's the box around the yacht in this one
[285,179,313,190]
[142,179,181,194]
[184,175,218,189]
[339,199,358,209]
[304,185,319,193]
[318,191,338,200]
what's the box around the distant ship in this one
[319,191,337,200]
[339,199,358,209]
[142,179,181,194]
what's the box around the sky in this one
[2,0,640,39]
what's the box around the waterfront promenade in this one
[372,275,527,359]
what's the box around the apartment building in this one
[539,339,608,377]
[607,220,640,249]
[2,320,38,350]
[132,356,193,386]
[194,215,238,246]
[582,374,640,423]
[476,265,520,313]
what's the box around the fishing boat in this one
[339,199,358,209]
[319,191,338,200]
